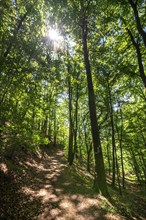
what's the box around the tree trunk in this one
[115,145,122,195]
[53,107,57,147]
[119,138,125,188]
[106,141,111,176]
[139,150,146,182]
[81,17,108,196]
[68,73,74,165]
[73,83,79,159]
[48,107,52,142]
[126,28,146,88]
[83,119,92,173]
[119,108,125,189]
[42,116,48,136]
[107,82,116,187]
[87,142,92,173]
[128,0,146,47]
[130,148,141,184]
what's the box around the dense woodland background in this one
[0,0,146,208]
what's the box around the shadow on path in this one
[22,148,125,220]
[0,147,125,220]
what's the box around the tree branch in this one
[128,0,146,47]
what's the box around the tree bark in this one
[53,107,57,147]
[126,28,146,88]
[83,118,92,173]
[119,108,125,188]
[73,83,79,159]
[130,148,142,184]
[81,17,108,196]
[68,72,74,165]
[106,141,111,176]
[115,144,122,195]
[128,0,146,47]
[107,81,116,187]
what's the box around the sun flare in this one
[48,29,61,41]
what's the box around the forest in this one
[0,0,146,219]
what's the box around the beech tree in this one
[0,0,146,197]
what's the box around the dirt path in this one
[1,147,126,220]
[20,148,126,220]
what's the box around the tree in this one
[80,1,108,196]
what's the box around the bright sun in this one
[48,29,61,41]
[47,27,75,52]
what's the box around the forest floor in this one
[0,146,146,220]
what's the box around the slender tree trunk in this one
[116,107,125,189]
[68,73,74,165]
[31,107,36,132]
[115,145,122,195]
[106,141,111,176]
[87,142,92,173]
[138,150,146,182]
[126,28,146,88]
[81,17,108,196]
[48,107,52,142]
[119,108,125,189]
[73,83,79,159]
[83,119,92,173]
[53,107,57,147]
[107,82,116,187]
[42,116,48,136]
[128,0,146,47]
[130,148,142,184]
[119,138,125,188]
[138,152,146,182]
